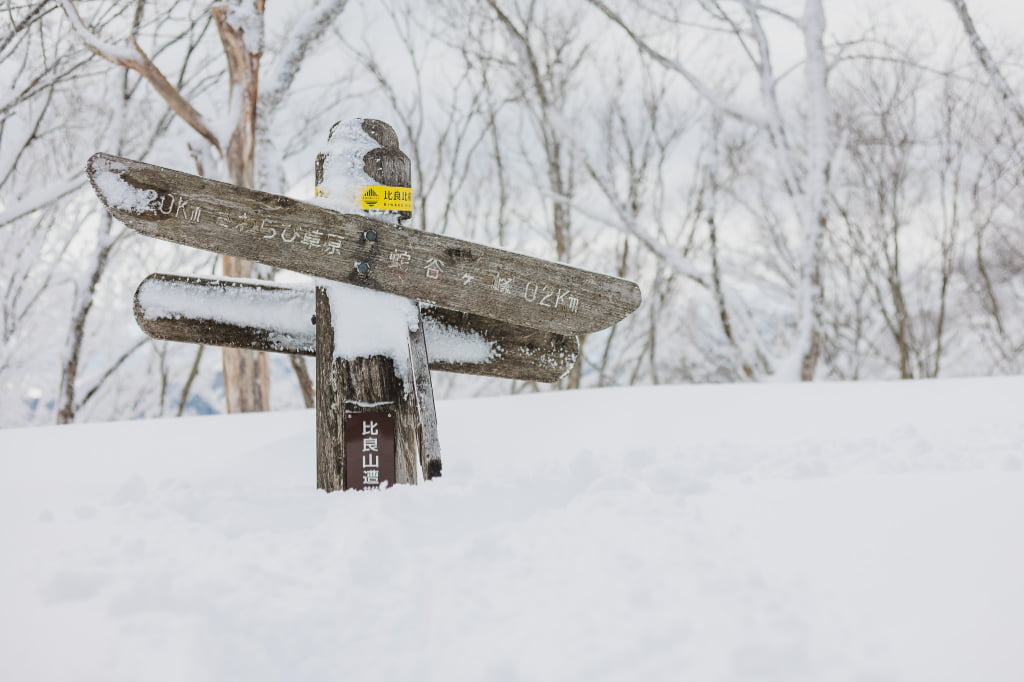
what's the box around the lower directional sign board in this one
[133,273,579,382]
[88,153,642,336]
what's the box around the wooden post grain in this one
[316,119,440,491]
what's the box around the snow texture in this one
[90,156,158,215]
[136,277,496,365]
[323,282,420,376]
[57,0,143,64]
[260,0,348,111]
[315,119,380,211]
[313,119,420,373]
[2,378,1023,682]
[136,277,314,349]
[420,315,494,364]
[225,0,264,55]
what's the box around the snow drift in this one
[1,377,1023,681]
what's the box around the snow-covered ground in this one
[2,377,1023,681]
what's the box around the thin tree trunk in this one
[797,0,832,381]
[56,213,114,424]
[177,344,206,416]
[213,1,270,413]
[290,355,315,408]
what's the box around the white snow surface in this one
[421,314,495,364]
[137,277,496,364]
[137,276,314,345]
[315,118,380,208]
[90,156,158,215]
[2,377,1023,681]
[225,0,264,55]
[322,281,419,374]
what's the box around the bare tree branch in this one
[946,0,1024,130]
[57,0,222,151]
[585,0,767,126]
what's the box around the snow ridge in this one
[90,156,158,215]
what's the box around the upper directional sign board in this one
[88,153,641,336]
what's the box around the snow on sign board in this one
[86,153,641,336]
[132,273,580,383]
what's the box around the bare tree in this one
[587,0,835,380]
[946,0,1024,129]
[574,62,769,382]
[945,0,1024,371]
[831,57,935,378]
[472,0,590,387]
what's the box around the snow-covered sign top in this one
[311,119,420,376]
[133,273,579,383]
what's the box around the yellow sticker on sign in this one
[360,185,413,212]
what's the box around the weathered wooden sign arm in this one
[87,117,643,493]
[133,273,579,383]
[87,152,641,337]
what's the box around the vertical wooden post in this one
[408,323,443,479]
[315,119,441,491]
[315,291,416,490]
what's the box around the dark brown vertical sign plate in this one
[344,411,397,490]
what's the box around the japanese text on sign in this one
[360,186,413,212]
[344,411,396,490]
[144,192,586,317]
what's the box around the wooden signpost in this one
[87,118,642,492]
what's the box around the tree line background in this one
[1,0,1021,427]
